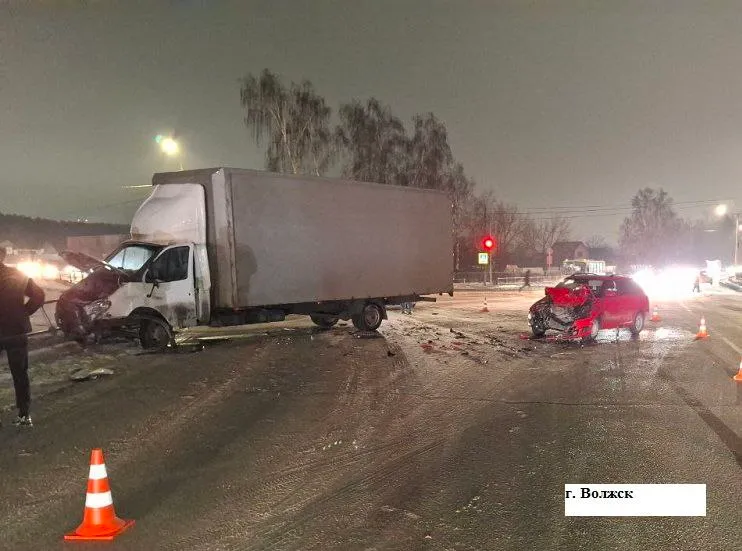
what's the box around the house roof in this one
[551,241,588,256]
[553,241,587,249]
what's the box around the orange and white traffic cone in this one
[64,449,134,541]
[481,296,489,313]
[734,359,742,382]
[650,306,661,322]
[695,316,709,340]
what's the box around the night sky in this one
[2,0,742,242]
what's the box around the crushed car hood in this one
[545,285,592,307]
[60,251,128,278]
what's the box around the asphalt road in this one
[1,288,742,550]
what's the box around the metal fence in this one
[454,271,560,286]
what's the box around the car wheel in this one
[583,318,600,343]
[530,315,547,337]
[630,312,645,336]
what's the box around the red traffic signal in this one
[482,236,495,251]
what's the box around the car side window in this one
[618,280,641,295]
[600,280,616,296]
[151,246,190,282]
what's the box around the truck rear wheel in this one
[310,314,339,328]
[352,303,384,331]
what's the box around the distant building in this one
[588,246,616,263]
[0,240,14,255]
[66,234,129,260]
[552,241,589,264]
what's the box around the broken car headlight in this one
[83,298,112,319]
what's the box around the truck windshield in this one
[106,244,162,273]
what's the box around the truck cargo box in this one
[150,168,453,309]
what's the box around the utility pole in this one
[488,208,493,286]
[736,213,739,267]
[483,203,488,285]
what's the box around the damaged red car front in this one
[528,274,649,342]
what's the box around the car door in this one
[143,244,198,329]
[615,278,642,326]
[599,279,621,328]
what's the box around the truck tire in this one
[139,318,173,351]
[352,303,384,332]
[310,314,339,328]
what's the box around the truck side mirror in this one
[145,269,160,298]
[144,267,163,284]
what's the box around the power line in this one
[518,198,728,212]
[481,199,730,219]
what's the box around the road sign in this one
[478,252,489,265]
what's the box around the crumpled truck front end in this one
[56,269,131,340]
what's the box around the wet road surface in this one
[1,289,741,550]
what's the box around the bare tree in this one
[240,69,334,175]
[620,188,684,264]
[516,217,539,253]
[336,98,408,185]
[586,234,607,249]
[491,201,523,264]
[534,216,571,254]
[406,113,454,190]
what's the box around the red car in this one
[528,274,650,341]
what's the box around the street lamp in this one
[160,137,179,156]
[155,134,183,170]
[716,203,740,266]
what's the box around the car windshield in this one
[105,244,162,274]
[558,277,604,294]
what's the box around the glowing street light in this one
[154,134,183,170]
[160,137,179,156]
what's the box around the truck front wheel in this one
[310,314,339,328]
[139,318,174,351]
[352,303,384,331]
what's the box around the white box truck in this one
[56,168,453,349]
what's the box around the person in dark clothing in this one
[520,269,532,291]
[692,274,701,293]
[0,247,45,427]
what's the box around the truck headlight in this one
[84,299,112,319]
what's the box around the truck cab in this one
[57,183,211,349]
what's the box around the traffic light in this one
[482,236,495,251]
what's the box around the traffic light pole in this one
[487,210,492,285]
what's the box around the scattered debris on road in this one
[69,367,115,382]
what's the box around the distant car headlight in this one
[17,261,42,279]
[42,264,59,280]
[83,299,112,319]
